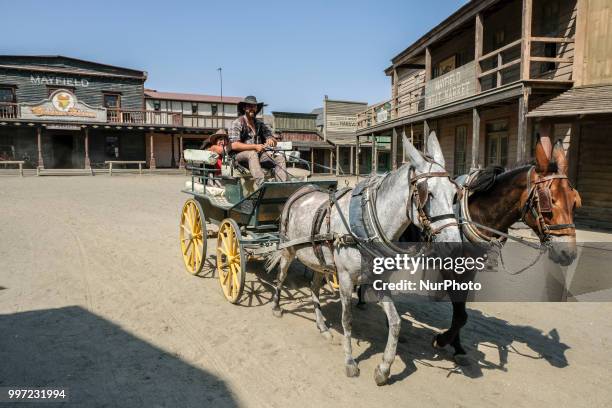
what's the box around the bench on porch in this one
[104,160,147,176]
[0,160,25,176]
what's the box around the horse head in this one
[522,137,581,265]
[403,131,462,244]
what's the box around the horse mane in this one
[467,161,535,193]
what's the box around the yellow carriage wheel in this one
[179,199,207,275]
[216,218,246,304]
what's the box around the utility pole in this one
[217,67,224,129]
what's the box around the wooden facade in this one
[357,0,612,226]
[0,56,243,170]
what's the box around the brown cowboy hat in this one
[201,128,228,149]
[237,95,266,116]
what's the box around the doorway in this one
[52,135,74,168]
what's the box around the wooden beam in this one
[572,0,588,87]
[84,127,91,170]
[391,127,398,170]
[37,126,44,169]
[355,136,360,176]
[335,145,340,175]
[471,108,480,170]
[478,59,521,78]
[479,38,523,61]
[425,47,432,81]
[497,53,503,87]
[529,56,573,64]
[349,146,354,175]
[402,127,407,164]
[371,134,378,174]
[521,0,533,80]
[149,133,156,169]
[179,134,185,169]
[517,87,529,163]
[530,36,575,43]
[475,12,483,92]
[567,122,581,185]
[423,120,430,147]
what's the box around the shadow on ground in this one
[0,306,238,407]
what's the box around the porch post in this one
[371,134,377,175]
[391,127,398,170]
[521,0,533,80]
[310,149,314,173]
[425,46,432,81]
[179,134,185,169]
[471,108,481,170]
[170,133,176,168]
[335,145,340,175]
[355,135,360,176]
[423,120,430,146]
[349,146,354,175]
[517,87,530,163]
[475,12,483,92]
[149,132,157,169]
[84,127,91,169]
[567,122,581,185]
[37,126,44,169]
[402,127,408,164]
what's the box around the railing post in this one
[391,127,398,170]
[521,0,533,81]
[475,12,483,92]
[425,47,432,81]
[179,133,185,169]
[355,135,360,176]
[84,127,91,170]
[471,108,481,170]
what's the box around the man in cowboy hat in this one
[229,95,287,186]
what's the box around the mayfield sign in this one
[21,89,107,122]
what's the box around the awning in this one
[527,85,612,118]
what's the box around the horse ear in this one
[403,134,424,168]
[426,131,445,167]
[535,137,551,173]
[552,140,568,175]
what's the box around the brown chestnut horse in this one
[433,136,582,362]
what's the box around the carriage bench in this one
[105,161,146,176]
[0,160,25,176]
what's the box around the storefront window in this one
[486,120,509,167]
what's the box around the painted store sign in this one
[21,89,106,122]
[30,75,90,87]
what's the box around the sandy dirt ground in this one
[0,175,611,408]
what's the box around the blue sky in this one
[2,0,468,113]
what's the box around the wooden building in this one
[0,55,242,170]
[271,111,334,173]
[356,0,612,226]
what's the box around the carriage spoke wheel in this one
[180,199,206,275]
[216,218,246,304]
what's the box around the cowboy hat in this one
[237,95,266,116]
[201,128,229,149]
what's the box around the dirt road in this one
[1,175,610,407]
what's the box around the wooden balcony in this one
[0,103,19,119]
[0,104,235,129]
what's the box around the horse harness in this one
[459,165,576,245]
[278,163,458,271]
[521,167,575,241]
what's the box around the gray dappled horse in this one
[266,133,462,385]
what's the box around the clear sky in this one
[2,0,468,113]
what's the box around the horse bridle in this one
[521,166,576,241]
[409,162,458,239]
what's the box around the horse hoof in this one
[320,330,333,341]
[454,353,470,366]
[432,335,442,349]
[374,366,389,386]
[272,308,283,318]
[345,363,360,378]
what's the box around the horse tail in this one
[265,250,283,273]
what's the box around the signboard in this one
[45,124,82,131]
[425,61,476,110]
[21,89,107,123]
[30,75,89,87]
[326,114,357,132]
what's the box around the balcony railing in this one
[357,35,575,131]
[0,103,20,119]
[0,104,236,129]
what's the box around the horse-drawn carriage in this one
[178,143,336,303]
